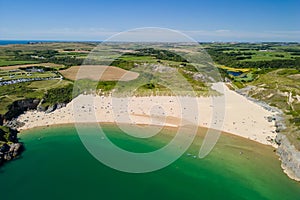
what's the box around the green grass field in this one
[0,60,39,66]
[28,79,71,90]
[120,55,156,62]
[221,50,300,62]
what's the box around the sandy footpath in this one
[17,83,278,147]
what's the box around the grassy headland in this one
[206,42,300,149]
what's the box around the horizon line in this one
[0,39,299,44]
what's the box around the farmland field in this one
[0,60,39,66]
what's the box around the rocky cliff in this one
[4,98,40,121]
[276,133,300,181]
[0,91,69,167]
[0,98,40,166]
[0,143,23,165]
[0,126,23,166]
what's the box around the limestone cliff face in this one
[276,133,300,181]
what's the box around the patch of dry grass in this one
[59,65,139,81]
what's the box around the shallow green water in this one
[1,124,300,200]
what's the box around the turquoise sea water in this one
[0,124,300,200]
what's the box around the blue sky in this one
[0,0,299,41]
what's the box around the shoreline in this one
[14,82,300,182]
[276,132,300,182]
[236,84,300,182]
[16,83,279,147]
[282,164,300,182]
[6,121,300,199]
[19,121,279,150]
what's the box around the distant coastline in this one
[0,40,102,46]
[0,40,56,46]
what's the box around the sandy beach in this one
[17,83,278,147]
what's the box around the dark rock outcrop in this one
[0,142,23,165]
[0,114,3,126]
[0,125,23,166]
[4,99,40,121]
[45,104,57,113]
[56,103,66,109]
[45,103,66,113]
